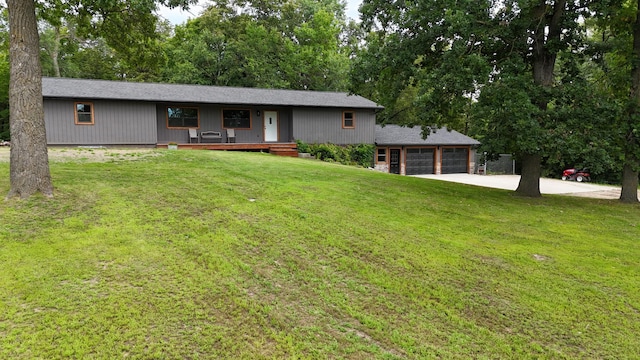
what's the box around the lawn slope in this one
[1,150,639,359]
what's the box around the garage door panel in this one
[442,147,469,174]
[406,148,434,175]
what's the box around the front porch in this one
[157,142,299,157]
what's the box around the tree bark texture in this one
[6,0,54,199]
[620,0,640,203]
[620,163,639,203]
[51,26,62,78]
[530,0,564,90]
[515,153,542,197]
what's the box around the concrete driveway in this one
[413,174,625,199]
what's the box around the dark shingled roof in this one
[375,124,480,146]
[42,77,382,109]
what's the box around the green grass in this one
[1,149,639,359]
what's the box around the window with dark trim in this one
[377,148,387,163]
[75,102,94,125]
[223,109,251,129]
[167,107,199,128]
[343,111,355,128]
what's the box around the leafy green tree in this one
[353,0,609,197]
[162,0,351,91]
[285,8,350,90]
[162,7,272,86]
[164,7,237,85]
[39,21,80,78]
[62,38,123,80]
[233,21,292,88]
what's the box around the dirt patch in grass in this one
[0,147,162,163]
[566,189,625,199]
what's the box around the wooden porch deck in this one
[157,142,299,157]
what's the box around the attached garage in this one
[374,125,480,176]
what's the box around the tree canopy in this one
[162,0,351,90]
[352,0,634,198]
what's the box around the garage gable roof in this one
[42,77,383,109]
[375,124,480,146]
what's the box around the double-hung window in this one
[75,102,94,125]
[342,111,355,129]
[377,148,387,163]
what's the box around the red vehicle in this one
[562,168,590,182]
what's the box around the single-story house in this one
[41,77,382,154]
[374,124,480,175]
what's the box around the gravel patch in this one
[0,147,162,163]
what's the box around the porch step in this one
[270,150,299,157]
[268,144,298,157]
[268,144,297,149]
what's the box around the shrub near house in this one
[296,140,374,167]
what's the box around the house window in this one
[167,107,199,128]
[75,102,94,125]
[343,111,355,129]
[223,109,251,129]
[377,148,387,163]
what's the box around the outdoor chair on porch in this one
[226,129,236,143]
[188,128,199,143]
[200,131,222,143]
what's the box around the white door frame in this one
[263,110,279,142]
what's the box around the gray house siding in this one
[44,99,157,145]
[43,101,373,146]
[292,108,375,144]
[42,78,382,146]
[157,104,293,143]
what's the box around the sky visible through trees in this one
[158,0,363,24]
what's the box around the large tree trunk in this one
[515,153,542,197]
[621,1,640,203]
[620,162,639,203]
[6,0,54,199]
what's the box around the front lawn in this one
[1,149,638,359]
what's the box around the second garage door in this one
[441,147,469,174]
[406,148,435,175]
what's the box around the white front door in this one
[264,111,278,142]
